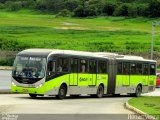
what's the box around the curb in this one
[0,66,12,70]
[125,101,157,120]
[0,89,12,94]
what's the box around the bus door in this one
[142,64,149,86]
[88,60,97,86]
[69,58,78,86]
[123,63,130,86]
[78,59,88,86]
[149,64,156,87]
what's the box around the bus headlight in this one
[12,82,17,86]
[36,83,43,88]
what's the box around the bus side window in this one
[123,63,130,75]
[98,61,107,74]
[71,58,78,73]
[117,62,122,74]
[89,60,97,73]
[80,59,88,73]
[48,61,56,73]
[143,64,149,75]
[131,63,136,75]
[57,58,69,72]
[150,64,156,75]
[136,63,142,75]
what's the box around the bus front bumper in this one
[11,84,59,95]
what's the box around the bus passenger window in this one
[131,63,136,75]
[143,64,149,75]
[80,59,87,73]
[71,59,78,73]
[123,63,130,75]
[150,64,156,75]
[89,60,96,73]
[117,62,122,74]
[136,63,142,75]
[48,61,56,72]
[57,58,69,72]
[98,61,107,74]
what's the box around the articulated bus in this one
[11,49,156,99]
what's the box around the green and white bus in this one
[11,49,156,99]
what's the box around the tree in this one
[103,2,116,16]
[113,3,129,16]
[147,0,160,17]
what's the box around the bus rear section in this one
[114,59,156,97]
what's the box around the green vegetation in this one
[1,0,160,18]
[128,97,160,118]
[1,10,160,52]
[0,9,160,66]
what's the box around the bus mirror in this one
[48,72,51,76]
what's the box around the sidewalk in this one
[142,88,160,96]
[0,66,12,70]
[0,89,11,93]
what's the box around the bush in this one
[128,4,138,17]
[0,0,7,3]
[137,4,148,16]
[0,3,5,9]
[84,5,98,16]
[147,0,160,17]
[5,1,22,11]
[56,9,73,17]
[35,0,47,11]
[0,58,14,66]
[113,3,129,16]
[74,5,86,17]
[103,2,116,16]
[0,38,30,51]
[64,0,79,12]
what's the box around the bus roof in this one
[17,49,156,62]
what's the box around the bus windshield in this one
[12,56,46,79]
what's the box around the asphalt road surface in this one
[0,94,135,120]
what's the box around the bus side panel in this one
[69,73,78,86]
[116,75,123,87]
[148,75,156,91]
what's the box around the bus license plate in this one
[23,89,28,93]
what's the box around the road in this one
[0,94,134,120]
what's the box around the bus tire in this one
[96,84,104,98]
[29,93,37,98]
[70,95,80,98]
[112,94,120,97]
[130,85,142,97]
[56,84,67,99]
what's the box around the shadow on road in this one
[16,94,132,100]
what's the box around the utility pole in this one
[151,22,155,59]
[151,21,160,59]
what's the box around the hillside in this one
[0,9,160,65]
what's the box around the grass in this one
[1,9,160,53]
[128,97,160,117]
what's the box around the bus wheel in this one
[96,85,104,98]
[130,85,142,97]
[70,95,80,98]
[112,94,120,97]
[56,84,67,99]
[29,93,37,98]
[135,85,142,97]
